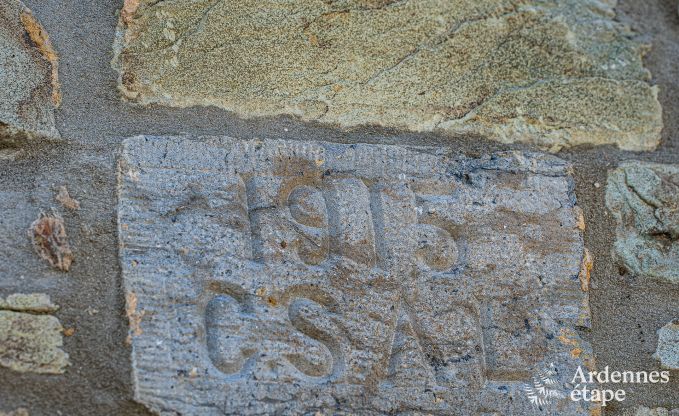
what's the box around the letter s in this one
[286,296,344,380]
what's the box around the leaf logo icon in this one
[523,364,565,411]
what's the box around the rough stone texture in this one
[0,409,29,416]
[0,0,676,414]
[654,320,679,370]
[0,293,59,313]
[0,294,69,374]
[0,0,59,142]
[625,407,679,416]
[119,136,591,415]
[606,162,679,284]
[111,0,662,152]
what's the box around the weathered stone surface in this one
[119,136,591,415]
[0,294,69,374]
[625,407,679,416]
[0,293,59,313]
[112,0,661,151]
[0,409,29,416]
[654,320,679,370]
[606,162,679,284]
[0,0,59,141]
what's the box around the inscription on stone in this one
[118,136,592,415]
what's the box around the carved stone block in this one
[118,136,592,415]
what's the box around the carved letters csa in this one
[119,137,592,415]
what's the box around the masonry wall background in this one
[0,0,678,415]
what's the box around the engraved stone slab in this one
[119,136,592,415]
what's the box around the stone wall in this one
[0,0,678,415]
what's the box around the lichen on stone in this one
[113,0,661,151]
[28,212,74,272]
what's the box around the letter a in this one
[572,366,587,384]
